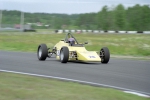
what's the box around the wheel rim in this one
[100,49,105,62]
[60,50,64,61]
[38,47,42,58]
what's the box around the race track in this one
[0,50,150,95]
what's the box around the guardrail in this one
[56,30,150,34]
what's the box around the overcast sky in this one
[0,0,150,14]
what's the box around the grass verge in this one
[0,31,150,56]
[0,72,149,100]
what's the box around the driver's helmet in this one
[68,38,75,46]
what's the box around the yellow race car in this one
[37,33,110,63]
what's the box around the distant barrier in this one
[0,24,36,32]
[55,30,150,34]
[0,28,20,31]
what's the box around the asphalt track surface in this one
[0,50,150,95]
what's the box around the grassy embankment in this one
[0,31,150,56]
[0,72,149,100]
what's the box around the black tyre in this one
[100,47,110,64]
[37,44,48,61]
[60,46,69,63]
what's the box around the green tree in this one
[97,6,110,30]
[76,13,97,30]
[1,5,150,31]
[114,4,126,30]
[141,5,150,30]
[126,4,150,31]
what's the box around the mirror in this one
[84,42,88,44]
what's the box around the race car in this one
[37,33,110,63]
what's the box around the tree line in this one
[1,4,150,31]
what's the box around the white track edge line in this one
[0,69,150,97]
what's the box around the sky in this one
[0,0,150,14]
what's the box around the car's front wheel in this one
[37,44,48,61]
[100,47,110,64]
[60,46,69,63]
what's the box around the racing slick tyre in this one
[60,46,69,63]
[100,47,110,64]
[37,44,48,61]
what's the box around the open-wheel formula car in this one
[37,33,110,63]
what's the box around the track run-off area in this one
[0,50,150,97]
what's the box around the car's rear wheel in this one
[37,44,48,61]
[100,47,110,64]
[60,47,69,63]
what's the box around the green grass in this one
[0,31,149,99]
[0,31,150,56]
[0,72,149,100]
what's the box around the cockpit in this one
[63,33,84,47]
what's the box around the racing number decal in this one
[57,50,60,56]
[89,56,96,58]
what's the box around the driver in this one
[68,38,75,46]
